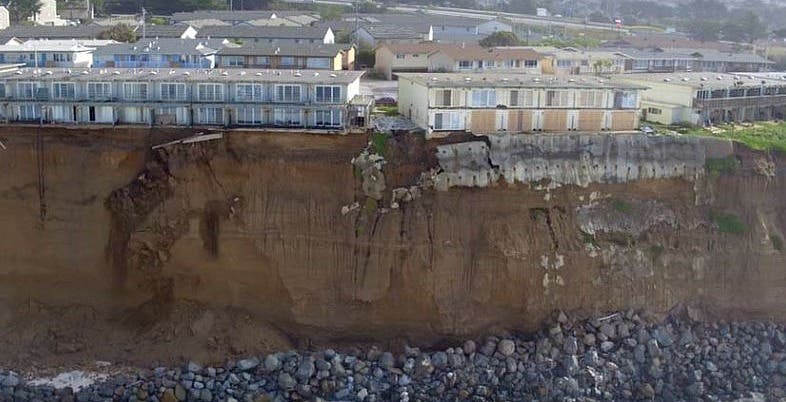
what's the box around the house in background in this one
[536,47,627,75]
[216,43,349,70]
[398,72,643,139]
[428,46,543,74]
[354,25,433,48]
[93,38,227,69]
[0,39,100,67]
[609,48,773,74]
[197,26,335,45]
[374,43,543,80]
[136,25,198,40]
[0,6,9,30]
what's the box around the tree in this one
[732,10,767,43]
[99,23,137,43]
[592,59,613,75]
[7,0,42,23]
[479,31,520,47]
[686,19,723,42]
[318,4,344,21]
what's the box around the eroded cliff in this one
[0,127,783,367]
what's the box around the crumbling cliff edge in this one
[0,127,783,367]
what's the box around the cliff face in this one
[0,127,784,366]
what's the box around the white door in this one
[496,110,508,131]
[567,110,579,131]
[533,110,544,131]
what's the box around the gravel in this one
[3,310,784,401]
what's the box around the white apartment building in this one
[0,67,368,132]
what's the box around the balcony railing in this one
[94,60,212,69]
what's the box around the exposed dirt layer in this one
[0,127,784,368]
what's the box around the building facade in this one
[398,73,643,138]
[615,72,786,125]
[0,67,368,132]
[216,44,346,70]
[93,39,222,69]
[0,40,97,67]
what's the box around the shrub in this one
[371,132,389,157]
[705,157,739,175]
[772,235,784,252]
[611,199,632,213]
[711,211,747,234]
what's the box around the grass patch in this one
[611,199,633,213]
[364,197,378,212]
[677,121,786,152]
[705,156,739,175]
[711,211,747,234]
[581,231,598,248]
[376,106,399,116]
[772,235,784,252]
[371,132,389,157]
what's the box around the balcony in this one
[94,60,212,69]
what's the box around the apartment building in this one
[0,67,367,132]
[398,73,643,138]
[0,39,101,67]
[93,39,228,69]
[614,72,786,125]
[196,26,335,45]
[216,44,348,70]
[536,47,627,75]
[612,48,773,74]
[374,43,544,80]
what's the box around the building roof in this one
[612,72,786,89]
[0,40,96,52]
[432,45,544,61]
[0,67,364,84]
[216,43,342,57]
[171,10,314,23]
[536,47,626,60]
[197,26,330,40]
[398,73,646,90]
[93,38,229,57]
[357,25,426,39]
[0,24,107,40]
[671,48,773,64]
[136,25,195,38]
[377,42,461,54]
[179,19,232,29]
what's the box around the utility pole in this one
[141,7,146,41]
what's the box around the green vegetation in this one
[376,106,398,117]
[654,121,786,153]
[98,24,137,43]
[371,132,389,157]
[581,231,598,248]
[149,16,168,25]
[650,244,665,259]
[772,235,784,252]
[705,157,739,175]
[479,31,520,47]
[364,197,378,212]
[8,0,42,23]
[611,199,633,213]
[539,36,602,49]
[711,211,747,234]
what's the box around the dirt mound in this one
[0,300,293,370]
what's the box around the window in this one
[0,84,5,98]
[556,60,572,68]
[471,89,497,107]
[578,90,603,108]
[87,82,111,99]
[696,90,710,100]
[483,60,495,68]
[432,111,463,130]
[434,89,453,106]
[198,107,223,124]
[545,90,569,107]
[613,91,638,109]
[509,90,533,107]
[235,84,263,102]
[396,54,406,59]
[19,104,39,120]
[237,107,261,125]
[273,108,302,126]
[17,82,38,99]
[275,85,301,102]
[160,83,186,101]
[306,57,330,69]
[280,56,295,67]
[198,84,224,102]
[524,59,538,68]
[315,86,341,103]
[458,60,472,69]
[222,56,244,67]
[52,82,76,99]
[123,82,148,100]
[646,107,662,115]
[255,56,270,66]
[315,109,341,127]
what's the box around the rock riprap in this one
[3,310,783,401]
